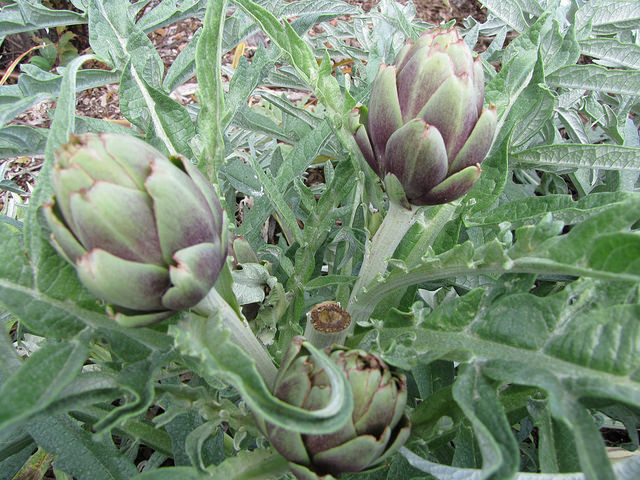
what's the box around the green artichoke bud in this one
[266,337,411,479]
[352,26,497,205]
[43,133,227,326]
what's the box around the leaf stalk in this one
[194,288,277,388]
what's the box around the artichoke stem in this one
[346,201,419,328]
[403,201,459,266]
[303,301,352,349]
[195,288,278,388]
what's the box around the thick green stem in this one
[195,288,277,389]
[347,202,459,327]
[404,202,459,267]
[303,301,351,349]
[345,201,419,330]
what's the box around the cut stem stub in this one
[304,301,351,349]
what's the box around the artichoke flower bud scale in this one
[352,26,496,206]
[312,432,390,473]
[385,119,448,198]
[68,182,163,264]
[52,166,92,232]
[367,66,403,162]
[145,157,219,265]
[264,338,410,479]
[396,51,454,121]
[472,59,486,113]
[449,105,498,175]
[353,125,376,174]
[445,40,476,76]
[44,133,227,326]
[42,201,86,263]
[418,73,479,161]
[163,241,224,311]
[76,249,168,311]
[393,42,413,72]
[416,164,481,205]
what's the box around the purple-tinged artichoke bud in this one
[266,337,411,480]
[352,26,497,206]
[43,133,227,327]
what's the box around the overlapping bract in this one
[352,26,497,205]
[266,337,411,480]
[43,133,227,326]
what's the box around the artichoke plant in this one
[43,133,227,326]
[352,26,497,205]
[266,337,411,479]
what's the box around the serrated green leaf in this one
[466,192,638,228]
[247,152,303,245]
[93,352,173,434]
[527,398,576,473]
[260,91,322,130]
[510,144,640,172]
[557,107,590,145]
[88,0,193,156]
[478,0,528,32]
[485,12,550,115]
[0,336,89,431]
[195,0,227,181]
[88,0,131,69]
[163,28,201,93]
[0,65,119,99]
[233,0,318,85]
[171,312,353,434]
[0,2,86,36]
[575,0,640,36]
[162,409,208,467]
[547,65,640,97]
[72,404,174,457]
[135,466,209,479]
[353,200,640,325]
[184,423,224,471]
[505,52,555,149]
[386,277,640,479]
[205,448,288,479]
[305,275,355,290]
[119,60,195,157]
[452,364,520,479]
[579,38,640,70]
[0,125,48,157]
[541,21,580,75]
[0,92,52,128]
[0,179,26,195]
[482,361,618,479]
[464,128,509,217]
[39,371,120,415]
[27,415,138,480]
[225,45,280,127]
[73,115,143,136]
[238,120,334,248]
[136,0,208,33]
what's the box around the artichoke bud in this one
[42,133,227,327]
[265,337,411,479]
[354,26,497,206]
